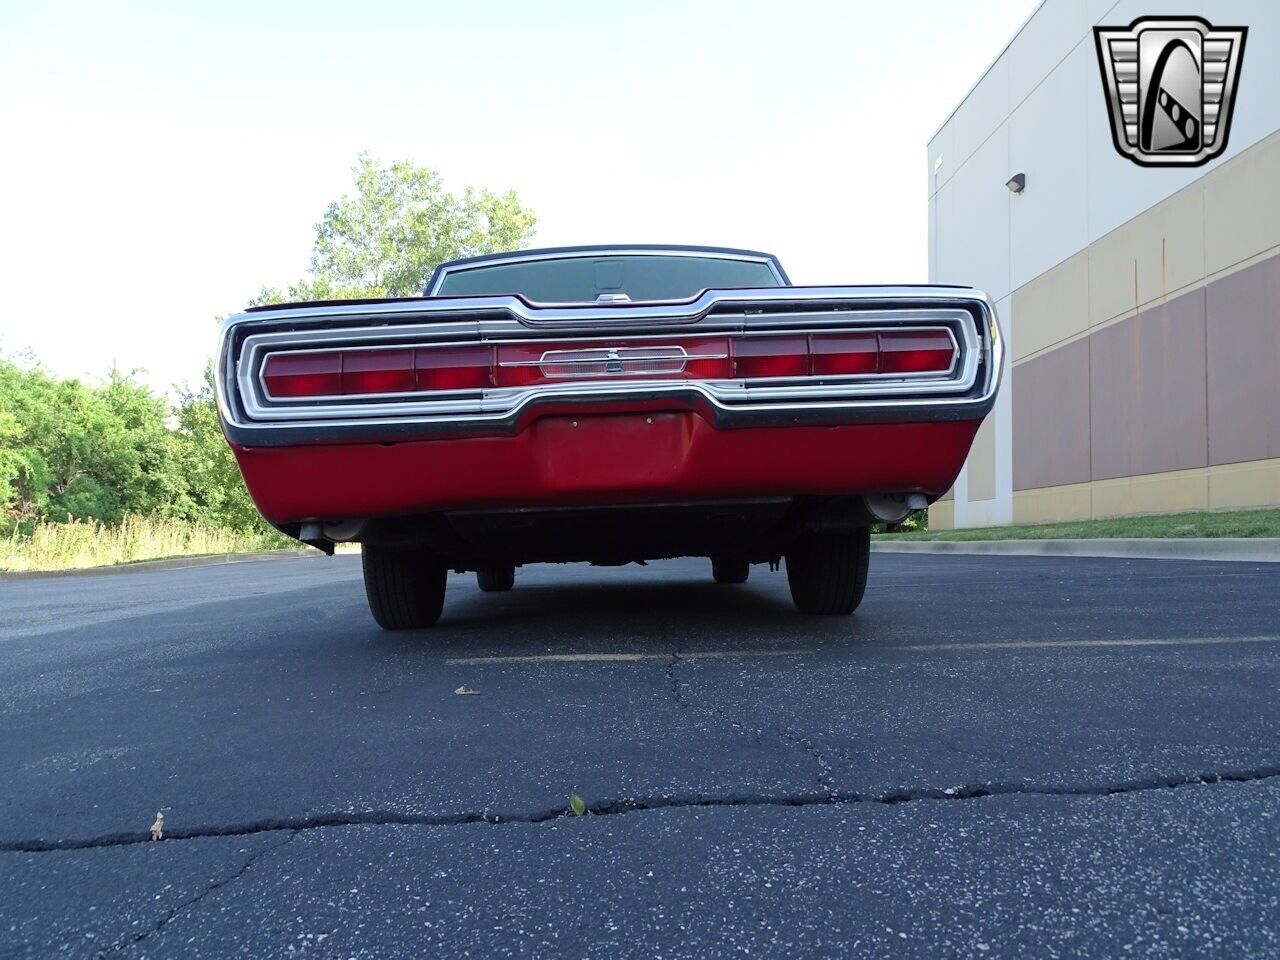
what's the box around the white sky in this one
[0,0,1036,392]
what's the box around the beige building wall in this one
[1007,130,1280,524]
[928,0,1280,530]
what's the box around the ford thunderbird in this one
[216,245,1002,628]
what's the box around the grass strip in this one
[879,508,1280,541]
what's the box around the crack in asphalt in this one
[91,830,298,957]
[6,765,1278,855]
[778,726,838,799]
[666,649,832,794]
[665,651,758,742]
[663,652,687,707]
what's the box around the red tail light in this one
[261,352,342,398]
[415,346,493,391]
[733,336,809,379]
[260,328,957,398]
[342,349,415,395]
[879,330,956,374]
[810,332,880,376]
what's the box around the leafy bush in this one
[0,357,271,539]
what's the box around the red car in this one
[216,245,1002,628]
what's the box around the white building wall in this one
[929,0,1280,528]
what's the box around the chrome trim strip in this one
[214,286,1003,446]
[224,285,982,327]
[503,351,730,369]
[241,324,970,420]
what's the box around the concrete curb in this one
[0,549,322,581]
[872,537,1280,563]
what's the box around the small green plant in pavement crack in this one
[568,793,587,817]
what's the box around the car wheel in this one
[785,526,870,615]
[476,565,516,592]
[711,557,750,584]
[362,544,447,629]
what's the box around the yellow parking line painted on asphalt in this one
[445,650,807,666]
[447,635,1280,666]
[896,635,1280,652]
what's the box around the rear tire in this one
[711,557,750,584]
[362,544,447,630]
[785,526,870,615]
[476,565,516,592]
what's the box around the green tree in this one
[260,153,537,304]
[169,367,274,536]
[0,360,57,524]
[0,359,182,528]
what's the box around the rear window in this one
[434,255,781,303]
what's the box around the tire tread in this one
[711,557,750,585]
[785,526,870,615]
[362,545,446,629]
[476,566,516,592]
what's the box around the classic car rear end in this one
[216,245,1002,628]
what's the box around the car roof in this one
[425,244,790,294]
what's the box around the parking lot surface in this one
[2,553,1278,957]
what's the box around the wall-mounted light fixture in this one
[1005,172,1026,194]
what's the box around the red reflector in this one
[415,346,492,391]
[341,349,415,395]
[262,352,342,398]
[879,330,956,374]
[810,333,879,376]
[733,336,809,379]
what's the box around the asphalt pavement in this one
[2,552,1278,958]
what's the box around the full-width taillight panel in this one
[259,329,957,399]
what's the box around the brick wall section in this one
[1013,250,1279,491]
[1012,337,1091,491]
[1089,288,1208,482]
[1206,253,1280,466]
